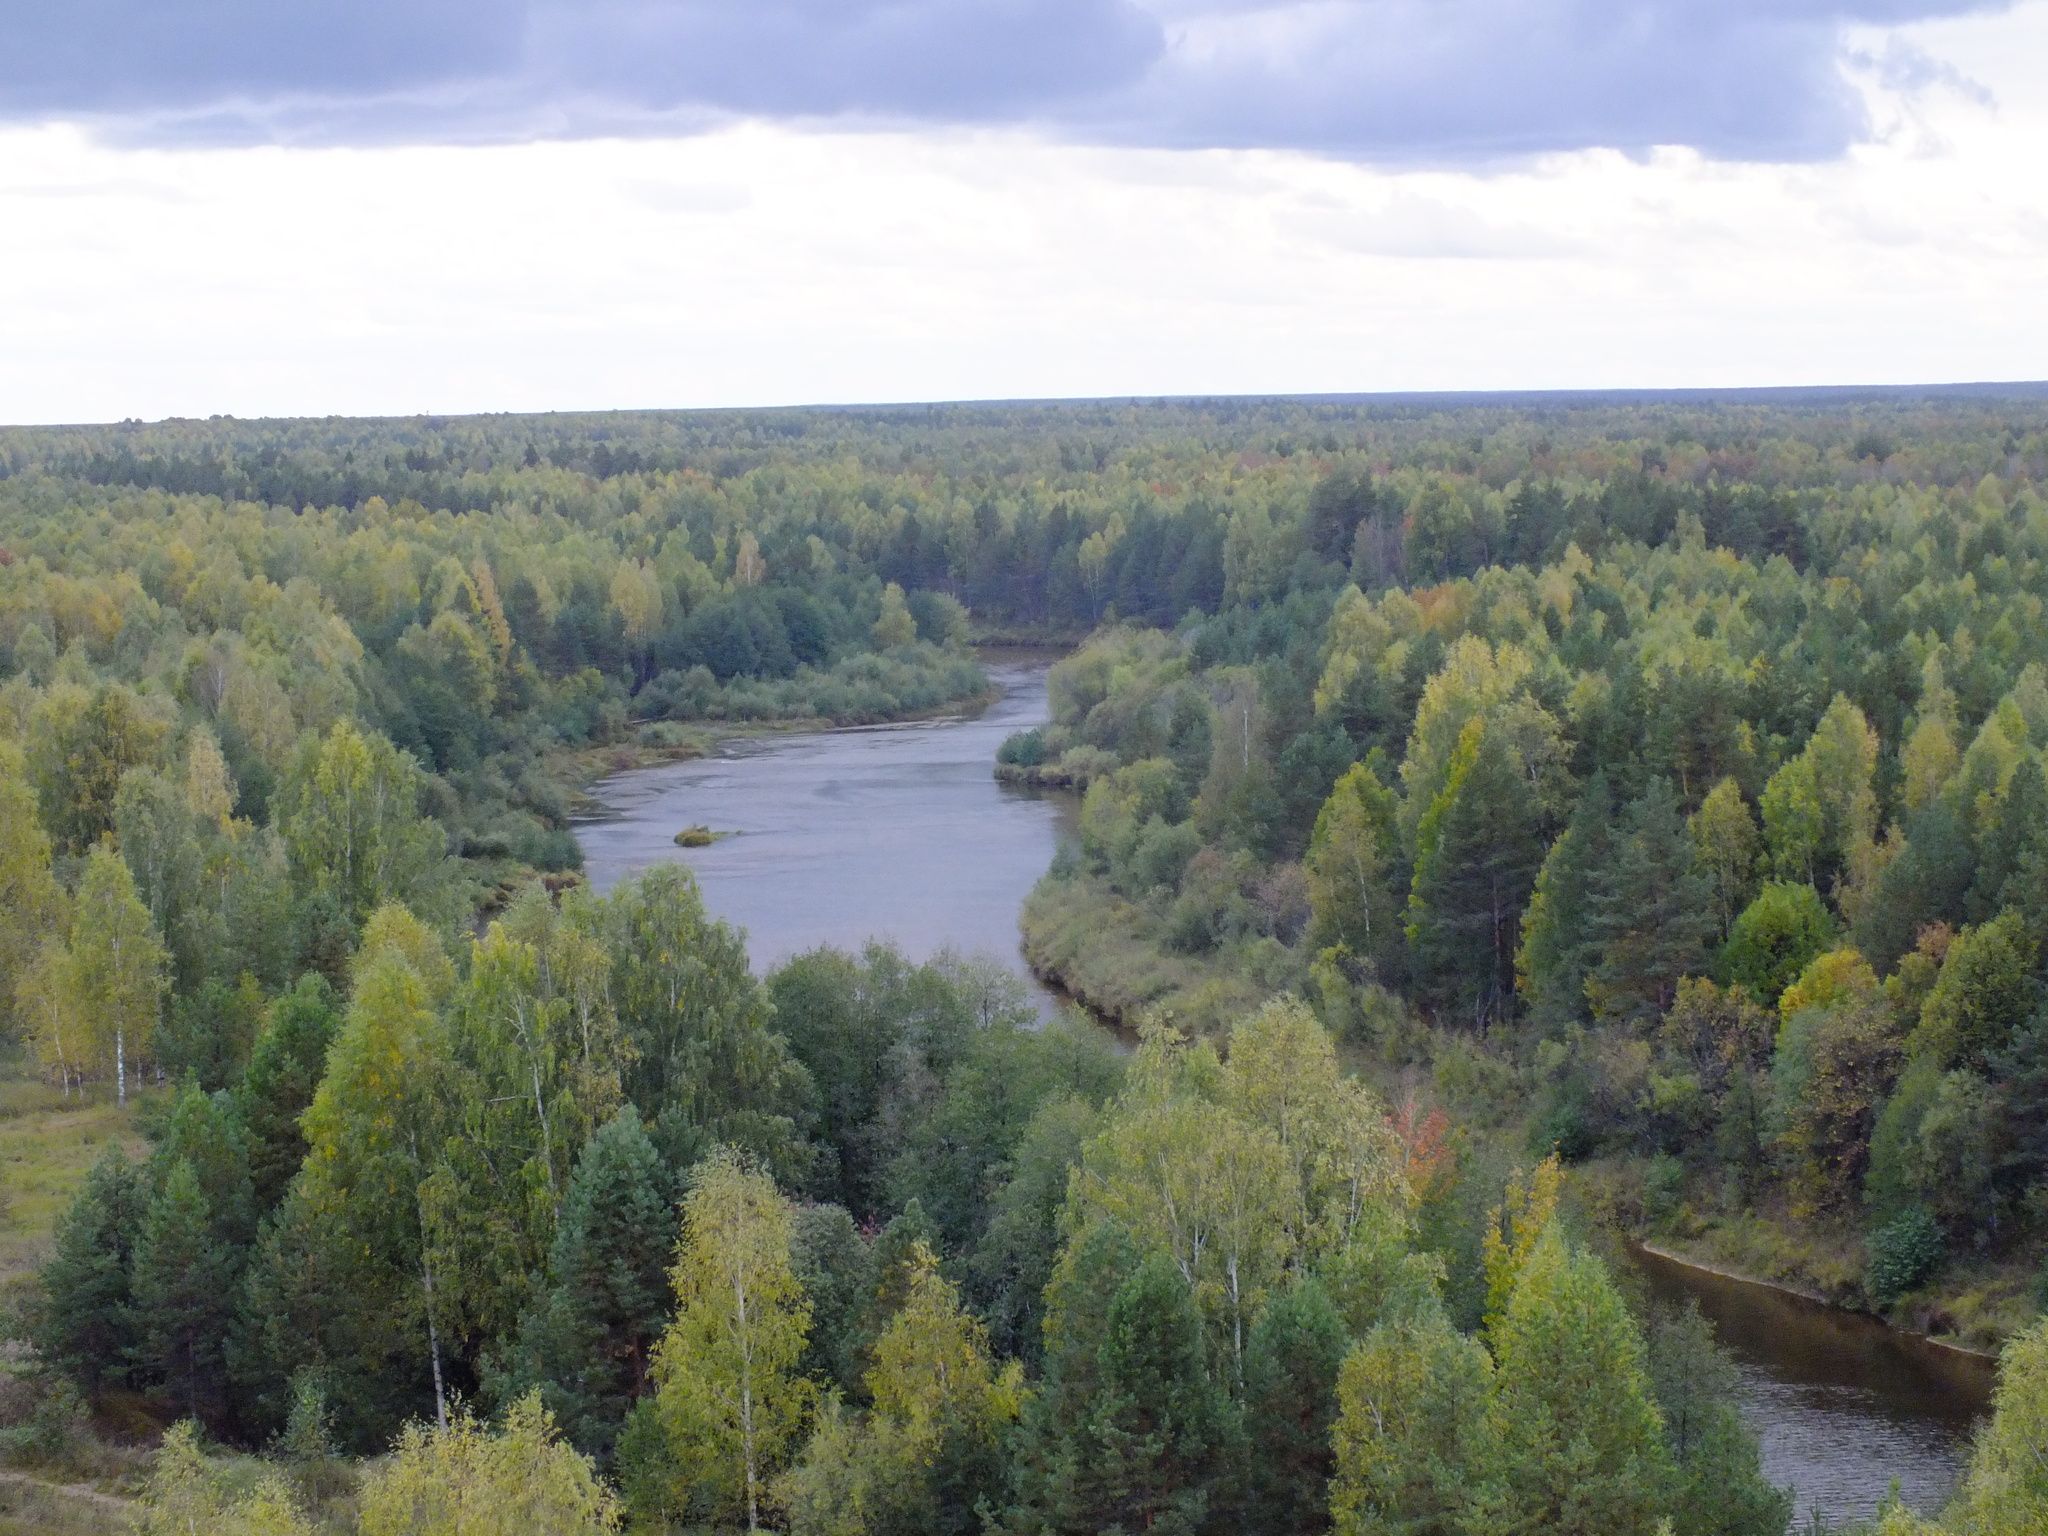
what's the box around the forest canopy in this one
[8,389,2048,1536]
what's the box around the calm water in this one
[576,657,1996,1527]
[574,652,1074,1011]
[1627,1247,1997,1526]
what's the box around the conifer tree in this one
[238,973,341,1213]
[1517,772,1616,1031]
[132,1158,238,1427]
[1236,1276,1349,1536]
[39,1143,146,1396]
[1483,1229,1673,1536]
[1087,1255,1232,1536]
[1643,1302,1791,1536]
[1408,720,1543,1027]
[1586,778,1715,1028]
[493,1106,677,1462]
[1967,755,2048,923]
[997,1221,1142,1533]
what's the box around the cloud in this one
[0,0,2011,160]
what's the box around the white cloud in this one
[1,2,2044,422]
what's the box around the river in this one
[573,651,1994,1530]
[1626,1248,1996,1526]
[573,650,1075,1012]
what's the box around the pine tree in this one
[1408,719,1544,1027]
[1483,1230,1673,1536]
[39,1144,146,1396]
[1517,773,1617,1031]
[1236,1276,1349,1536]
[1086,1255,1232,1536]
[492,1106,677,1462]
[1586,778,1715,1028]
[1967,755,2048,923]
[132,1158,238,1427]
[997,1221,1142,1533]
[238,973,341,1213]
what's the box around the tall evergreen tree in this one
[1586,778,1715,1028]
[1408,720,1544,1027]
[1968,755,2048,923]
[1085,1255,1232,1536]
[1482,1230,1673,1536]
[1517,772,1617,1032]
[238,973,342,1213]
[491,1106,678,1463]
[38,1144,146,1396]
[998,1222,1142,1534]
[132,1158,238,1428]
[1236,1276,1349,1536]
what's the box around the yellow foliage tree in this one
[359,1392,620,1536]
[652,1148,812,1534]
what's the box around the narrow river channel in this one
[572,650,1992,1530]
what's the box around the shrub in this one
[997,728,1048,768]
[1865,1206,1945,1305]
[1644,1153,1686,1229]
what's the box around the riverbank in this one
[1640,1207,2041,1356]
[1018,867,1299,1035]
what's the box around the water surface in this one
[575,653,1073,1009]
[1626,1246,1996,1526]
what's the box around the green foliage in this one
[1947,1317,2048,1535]
[1908,911,2038,1070]
[357,1392,621,1536]
[1482,1230,1674,1536]
[1236,1276,1349,1536]
[1720,882,1835,1008]
[37,1144,146,1395]
[139,1420,314,1536]
[1865,1206,1946,1305]
[1408,720,1543,1027]
[490,1106,677,1463]
[237,973,341,1212]
[1642,1301,1791,1536]
[649,1148,812,1534]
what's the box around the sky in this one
[1,0,2044,422]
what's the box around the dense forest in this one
[3,393,2048,1535]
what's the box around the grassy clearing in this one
[0,1060,150,1297]
[0,1473,132,1536]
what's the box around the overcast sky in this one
[1,0,2043,422]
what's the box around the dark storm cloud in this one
[0,0,2008,160]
